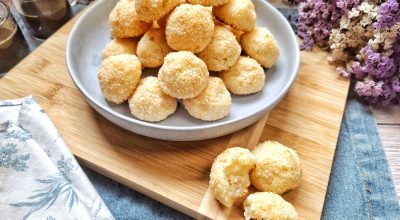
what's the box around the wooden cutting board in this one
[0,6,350,220]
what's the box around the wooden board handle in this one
[197,112,270,220]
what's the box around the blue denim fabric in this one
[82,167,191,220]
[322,97,400,219]
[83,97,400,219]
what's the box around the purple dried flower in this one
[295,0,400,106]
[355,76,400,106]
[361,46,396,79]
[392,76,400,92]
[374,0,400,30]
[336,0,362,16]
[345,46,396,81]
[347,61,365,79]
[336,67,351,78]
[392,33,400,66]
[377,82,398,106]
[355,77,383,97]
[297,0,338,50]
[297,0,361,51]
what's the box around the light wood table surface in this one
[372,107,400,200]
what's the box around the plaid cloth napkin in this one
[0,96,114,220]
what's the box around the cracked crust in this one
[210,147,256,207]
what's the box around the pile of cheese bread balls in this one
[98,0,280,122]
[210,141,302,219]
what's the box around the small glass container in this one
[12,0,72,40]
[0,0,29,77]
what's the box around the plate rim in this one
[66,0,300,131]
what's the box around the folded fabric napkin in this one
[0,97,114,220]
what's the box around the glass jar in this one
[12,0,72,40]
[0,0,29,76]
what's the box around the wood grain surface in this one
[372,106,400,200]
[0,4,350,220]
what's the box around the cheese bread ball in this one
[128,77,177,122]
[135,0,181,22]
[241,27,280,68]
[213,0,256,32]
[250,141,302,194]
[109,0,152,38]
[210,147,256,207]
[102,38,138,60]
[187,0,229,6]
[220,56,265,95]
[244,192,298,220]
[159,51,209,99]
[166,4,214,53]
[98,54,142,104]
[197,26,241,71]
[183,77,231,121]
[137,28,172,68]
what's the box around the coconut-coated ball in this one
[137,28,172,68]
[158,51,209,99]
[183,77,231,121]
[109,0,152,38]
[219,56,265,95]
[166,4,214,53]
[197,26,241,71]
[128,77,177,122]
[212,16,244,42]
[213,0,256,32]
[243,192,298,220]
[102,38,138,60]
[241,27,280,68]
[98,54,142,104]
[250,141,302,195]
[153,0,188,28]
[187,0,230,6]
[135,0,181,22]
[210,147,256,207]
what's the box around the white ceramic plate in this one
[66,0,300,141]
